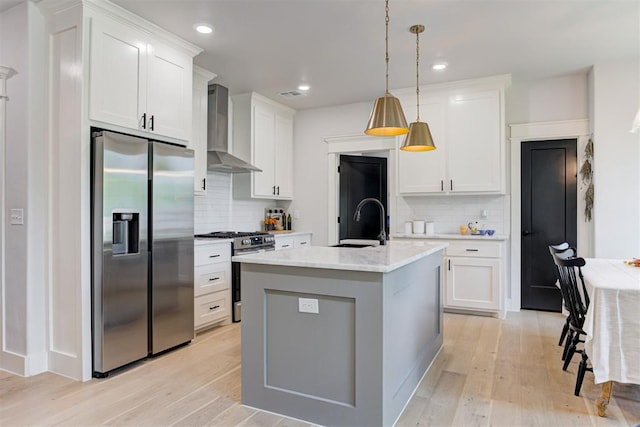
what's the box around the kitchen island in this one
[233,241,447,426]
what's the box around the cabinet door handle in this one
[149,115,155,131]
[202,178,206,191]
[276,186,280,195]
[141,113,147,129]
[208,277,220,281]
[209,254,220,258]
[448,259,451,271]
[465,249,479,252]
[209,305,220,310]
[272,185,276,195]
[441,180,443,192]
[450,179,453,191]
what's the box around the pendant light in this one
[401,25,436,151]
[364,0,409,136]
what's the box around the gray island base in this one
[235,242,447,426]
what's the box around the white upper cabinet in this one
[397,97,447,193]
[446,90,501,193]
[397,77,509,195]
[233,93,296,200]
[89,14,193,141]
[192,66,217,195]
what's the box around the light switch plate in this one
[10,208,24,225]
[298,298,319,314]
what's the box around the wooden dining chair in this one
[551,254,593,396]
[548,243,577,349]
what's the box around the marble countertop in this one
[269,230,312,237]
[391,233,509,241]
[232,241,448,273]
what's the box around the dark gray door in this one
[339,155,387,241]
[521,139,577,312]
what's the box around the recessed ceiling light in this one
[297,84,310,91]
[194,24,214,34]
[432,62,448,71]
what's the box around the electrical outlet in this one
[10,208,24,225]
[293,210,300,219]
[298,298,319,314]
[481,209,488,219]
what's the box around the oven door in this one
[232,246,275,322]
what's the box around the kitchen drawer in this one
[195,243,231,266]
[195,290,230,328]
[445,240,501,258]
[194,264,230,297]
[275,236,294,250]
[293,234,311,247]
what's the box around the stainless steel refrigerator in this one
[91,130,194,377]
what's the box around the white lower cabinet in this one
[446,257,500,311]
[444,240,505,318]
[275,233,312,250]
[293,234,312,247]
[275,236,294,250]
[194,241,231,329]
[394,238,506,318]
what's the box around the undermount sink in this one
[331,243,375,248]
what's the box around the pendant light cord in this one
[384,0,390,94]
[415,28,420,121]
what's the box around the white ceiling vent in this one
[278,90,307,99]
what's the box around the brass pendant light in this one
[401,24,436,151]
[365,0,409,136]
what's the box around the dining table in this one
[581,258,640,417]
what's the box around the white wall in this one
[291,101,373,246]
[591,60,640,257]
[194,171,274,233]
[293,96,514,246]
[506,73,589,124]
[0,1,47,376]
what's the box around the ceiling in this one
[39,1,640,109]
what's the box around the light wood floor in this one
[1,311,638,426]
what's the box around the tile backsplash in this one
[395,195,510,235]
[194,172,272,233]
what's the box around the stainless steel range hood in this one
[207,84,261,173]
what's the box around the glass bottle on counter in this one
[286,213,292,230]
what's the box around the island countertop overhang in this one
[232,241,448,273]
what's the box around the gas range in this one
[195,231,275,253]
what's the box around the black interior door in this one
[339,155,387,241]
[521,139,577,312]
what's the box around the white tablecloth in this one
[582,258,640,385]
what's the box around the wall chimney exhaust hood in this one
[207,84,261,173]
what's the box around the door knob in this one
[522,230,532,236]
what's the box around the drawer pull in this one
[209,305,220,310]
[209,277,220,281]
[300,242,307,245]
[465,249,479,252]
[209,254,220,258]
[282,244,290,248]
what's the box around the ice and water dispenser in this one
[112,212,139,255]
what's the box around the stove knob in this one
[242,239,250,245]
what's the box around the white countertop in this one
[232,241,448,273]
[391,233,509,241]
[269,230,312,237]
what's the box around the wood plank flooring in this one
[1,311,638,426]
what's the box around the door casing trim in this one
[324,135,397,246]
[509,119,590,312]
